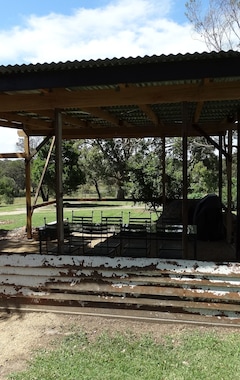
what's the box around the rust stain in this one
[1,254,240,322]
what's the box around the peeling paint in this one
[1,253,240,323]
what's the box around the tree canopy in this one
[32,139,86,201]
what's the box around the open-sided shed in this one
[1,50,240,323]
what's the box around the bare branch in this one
[185,0,240,51]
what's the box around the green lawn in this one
[8,330,240,380]
[0,198,159,230]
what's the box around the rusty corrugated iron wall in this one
[1,254,240,325]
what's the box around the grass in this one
[8,330,240,380]
[0,197,159,230]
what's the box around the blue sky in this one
[1,1,188,30]
[0,0,206,153]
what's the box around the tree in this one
[185,0,240,51]
[188,137,219,197]
[78,138,163,202]
[78,142,106,199]
[0,160,25,193]
[190,161,218,196]
[130,152,162,210]
[163,136,220,199]
[128,138,164,210]
[16,136,43,152]
[0,176,17,204]
[90,138,141,199]
[32,139,85,200]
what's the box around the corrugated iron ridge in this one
[1,254,240,324]
[0,50,239,75]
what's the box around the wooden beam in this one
[0,81,239,112]
[138,104,160,126]
[218,135,223,203]
[162,138,166,211]
[55,109,64,255]
[81,107,134,128]
[24,135,32,239]
[12,120,231,139]
[236,109,240,259]
[32,137,55,208]
[182,102,188,259]
[0,112,54,132]
[193,124,231,160]
[58,121,230,139]
[28,135,53,160]
[0,152,26,158]
[193,79,210,123]
[0,119,22,129]
[226,130,232,244]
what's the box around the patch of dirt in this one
[0,227,37,241]
[0,310,239,379]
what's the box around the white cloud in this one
[0,128,19,153]
[0,0,205,65]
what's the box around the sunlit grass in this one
[0,197,158,230]
[8,330,240,380]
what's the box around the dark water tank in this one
[193,194,224,241]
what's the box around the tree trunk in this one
[117,186,125,200]
[94,180,102,200]
[40,186,49,202]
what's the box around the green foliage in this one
[78,142,106,199]
[12,133,234,210]
[130,150,162,207]
[189,161,218,196]
[128,138,163,208]
[93,138,136,196]
[32,139,85,198]
[9,331,240,380]
[165,156,183,199]
[0,176,17,204]
[77,136,227,205]
[78,138,155,199]
[0,159,25,191]
[164,136,222,200]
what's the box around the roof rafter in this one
[0,112,52,129]
[193,79,210,124]
[81,107,135,129]
[138,104,162,126]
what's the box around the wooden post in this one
[55,109,64,255]
[32,136,55,208]
[182,103,188,259]
[162,137,166,212]
[226,130,233,244]
[236,110,240,259]
[218,135,222,204]
[24,134,32,239]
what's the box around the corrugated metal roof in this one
[0,49,239,139]
[0,49,239,75]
